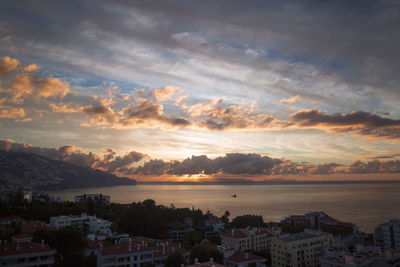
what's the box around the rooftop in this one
[228,250,264,263]
[278,232,322,242]
[0,242,55,256]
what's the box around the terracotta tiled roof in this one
[12,233,31,239]
[222,230,248,239]
[0,242,55,256]
[153,246,189,258]
[21,221,55,234]
[200,239,217,249]
[87,240,102,250]
[228,250,264,263]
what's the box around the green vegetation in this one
[165,251,187,267]
[190,245,224,264]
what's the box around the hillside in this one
[0,150,136,191]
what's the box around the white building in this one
[96,240,190,267]
[205,219,225,231]
[375,219,400,250]
[50,213,111,235]
[320,245,400,267]
[75,194,110,204]
[0,235,56,267]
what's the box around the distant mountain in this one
[0,150,136,191]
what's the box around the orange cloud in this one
[0,56,20,76]
[182,99,274,130]
[5,73,70,102]
[279,94,301,104]
[23,63,40,72]
[0,107,25,118]
[154,85,182,102]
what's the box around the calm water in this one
[47,183,400,233]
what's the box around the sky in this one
[0,0,400,181]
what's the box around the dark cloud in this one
[348,160,400,174]
[0,139,146,174]
[134,153,282,176]
[290,109,400,139]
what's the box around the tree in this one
[190,245,224,264]
[208,234,221,245]
[165,251,186,267]
[54,226,88,266]
[231,214,264,228]
[220,210,230,225]
[182,231,203,249]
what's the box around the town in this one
[0,192,399,267]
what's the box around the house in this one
[226,250,266,267]
[50,213,111,235]
[0,216,23,226]
[187,258,226,267]
[21,221,55,234]
[205,220,225,231]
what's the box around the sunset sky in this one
[1,0,400,181]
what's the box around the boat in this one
[231,194,237,198]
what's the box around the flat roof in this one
[277,232,322,242]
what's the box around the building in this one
[0,235,56,266]
[187,258,226,267]
[21,221,55,234]
[205,220,225,231]
[221,228,275,251]
[320,245,400,267]
[0,216,23,226]
[226,250,266,267]
[375,219,400,250]
[50,213,111,235]
[74,193,110,204]
[282,212,357,236]
[96,240,190,267]
[97,241,154,267]
[271,229,333,267]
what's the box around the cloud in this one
[279,94,301,104]
[0,57,70,103]
[23,63,40,72]
[182,99,275,130]
[0,107,25,118]
[154,85,182,102]
[0,56,19,76]
[365,154,400,160]
[0,139,146,174]
[348,160,400,174]
[134,153,282,176]
[289,109,400,139]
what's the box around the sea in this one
[46,182,400,233]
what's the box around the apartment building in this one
[271,229,333,267]
[375,219,400,250]
[75,194,110,204]
[0,235,56,267]
[221,229,274,251]
[50,213,112,235]
[96,240,190,267]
